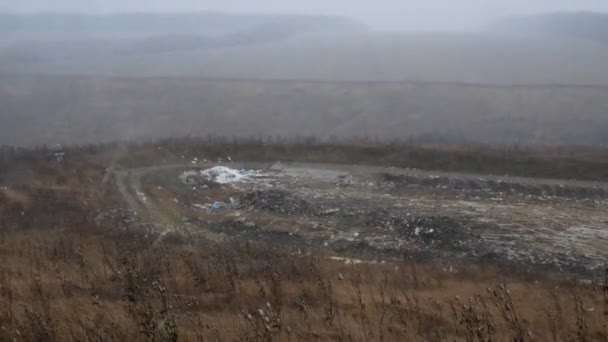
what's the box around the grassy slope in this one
[1,74,608,147]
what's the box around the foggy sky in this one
[1,0,608,30]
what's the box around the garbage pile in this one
[363,208,479,250]
[235,190,317,215]
[180,167,257,186]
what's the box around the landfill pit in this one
[131,162,608,274]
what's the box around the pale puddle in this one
[454,201,492,212]
[270,164,350,182]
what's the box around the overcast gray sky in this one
[2,0,608,30]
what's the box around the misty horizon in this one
[1,0,608,31]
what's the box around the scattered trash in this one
[235,190,316,215]
[192,202,224,211]
[328,256,372,265]
[192,204,206,210]
[361,208,479,250]
[337,175,354,186]
[382,173,608,200]
[320,208,340,216]
[124,163,608,275]
[136,191,148,203]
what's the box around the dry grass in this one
[0,225,605,341]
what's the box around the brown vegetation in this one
[0,222,605,341]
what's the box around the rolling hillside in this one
[492,12,608,45]
[0,12,366,39]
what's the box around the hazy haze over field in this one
[2,0,608,30]
[2,2,608,146]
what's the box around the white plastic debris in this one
[136,191,148,203]
[180,166,251,185]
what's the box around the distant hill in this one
[0,12,366,39]
[492,12,608,45]
[0,12,368,62]
[4,12,608,86]
[4,31,608,85]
